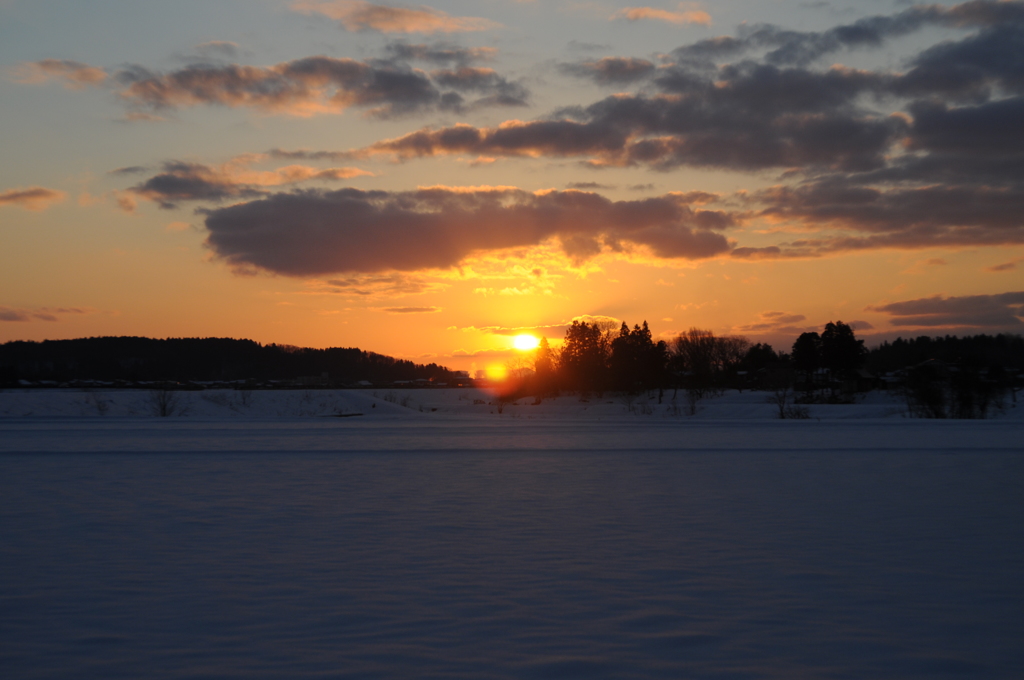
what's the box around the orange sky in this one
[2,0,1023,371]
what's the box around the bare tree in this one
[671,328,715,413]
[147,388,183,417]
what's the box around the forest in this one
[0,336,454,386]
[508,320,1024,419]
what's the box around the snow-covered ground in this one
[2,386,1022,421]
[2,388,1022,679]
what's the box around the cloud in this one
[380,306,442,313]
[384,42,496,65]
[202,186,734,276]
[129,155,371,209]
[428,67,528,106]
[103,55,528,118]
[268,148,353,162]
[670,1,1024,67]
[559,57,656,84]
[113,58,436,117]
[291,1,499,33]
[109,166,148,175]
[734,310,809,332]
[10,59,107,88]
[0,306,91,322]
[463,322,569,338]
[0,186,67,211]
[309,273,447,297]
[743,182,1024,255]
[614,6,712,26]
[351,60,909,172]
[986,260,1020,272]
[319,2,1014,174]
[192,41,240,60]
[870,291,1024,328]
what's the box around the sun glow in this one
[485,364,508,381]
[512,334,540,351]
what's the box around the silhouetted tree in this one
[819,321,866,380]
[740,343,781,372]
[609,321,665,392]
[791,332,821,390]
[558,321,609,392]
[671,328,719,413]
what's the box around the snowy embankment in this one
[0,386,1021,421]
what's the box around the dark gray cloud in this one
[130,159,370,209]
[324,0,1024,258]
[906,97,1024,158]
[894,24,1024,101]
[429,67,528,106]
[357,80,907,172]
[131,162,264,208]
[671,1,1024,67]
[559,57,656,84]
[202,187,734,276]
[734,181,1024,256]
[107,55,528,118]
[0,307,39,322]
[109,165,149,175]
[870,292,1024,327]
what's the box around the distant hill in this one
[0,336,455,386]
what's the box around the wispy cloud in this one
[0,306,92,322]
[870,292,1024,328]
[308,273,448,298]
[9,59,107,88]
[384,42,497,65]
[985,258,1023,272]
[613,6,711,26]
[0,186,66,211]
[291,1,500,33]
[380,306,442,313]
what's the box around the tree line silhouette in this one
[0,336,454,386]
[512,320,1023,418]
[2,326,1021,418]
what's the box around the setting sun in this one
[512,334,540,351]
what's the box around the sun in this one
[512,334,540,351]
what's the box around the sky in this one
[2,0,1023,372]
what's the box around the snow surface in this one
[2,388,1023,679]
[2,385,1022,421]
